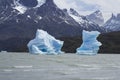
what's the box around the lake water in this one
[0,53,120,80]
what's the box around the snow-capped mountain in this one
[0,0,82,39]
[87,10,104,26]
[68,8,105,32]
[104,13,120,31]
[0,0,106,52]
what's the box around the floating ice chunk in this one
[27,29,64,55]
[14,66,33,69]
[77,30,102,55]
[0,51,7,53]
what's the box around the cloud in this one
[54,0,120,21]
[54,0,78,9]
[80,0,120,13]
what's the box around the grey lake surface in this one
[0,53,120,80]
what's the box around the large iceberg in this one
[27,29,64,55]
[77,30,102,55]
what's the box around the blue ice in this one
[77,30,102,55]
[27,29,64,55]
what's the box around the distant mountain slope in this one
[69,8,105,32]
[104,14,120,31]
[87,10,104,26]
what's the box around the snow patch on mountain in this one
[37,16,42,20]
[69,13,85,24]
[35,0,46,8]
[13,0,27,14]
[68,8,98,30]
[68,8,88,24]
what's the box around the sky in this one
[54,0,120,21]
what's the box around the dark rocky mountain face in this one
[69,8,82,17]
[98,31,120,53]
[60,37,82,53]
[0,0,106,52]
[0,0,15,23]
[19,0,38,7]
[0,0,13,6]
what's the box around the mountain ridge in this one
[0,0,113,52]
[104,13,120,31]
[87,10,104,26]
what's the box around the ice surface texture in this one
[27,29,64,55]
[77,30,102,55]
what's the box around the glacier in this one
[77,30,102,55]
[27,29,64,55]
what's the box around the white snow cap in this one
[13,0,27,14]
[35,0,46,8]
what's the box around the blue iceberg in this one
[27,29,64,55]
[77,30,102,55]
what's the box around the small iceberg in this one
[27,29,64,55]
[1,51,7,53]
[77,30,102,55]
